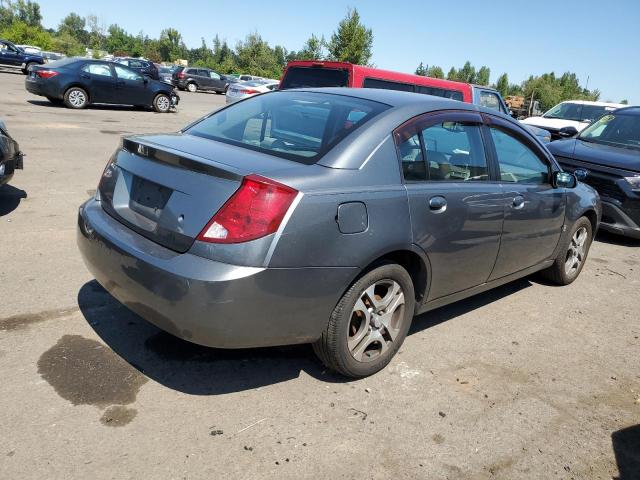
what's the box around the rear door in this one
[396,111,504,301]
[485,116,565,279]
[113,64,150,105]
[80,63,117,103]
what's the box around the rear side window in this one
[416,86,464,101]
[280,67,349,89]
[186,91,389,164]
[479,91,502,112]
[396,122,488,181]
[82,63,113,77]
[489,127,549,184]
[363,78,414,92]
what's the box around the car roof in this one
[612,106,640,116]
[558,100,627,108]
[290,87,478,110]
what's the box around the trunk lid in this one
[99,133,300,253]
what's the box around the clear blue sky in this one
[40,0,640,104]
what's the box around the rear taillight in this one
[36,70,59,79]
[197,175,298,244]
[238,88,260,95]
[177,72,185,79]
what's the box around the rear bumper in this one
[77,199,356,348]
[599,200,640,239]
[25,78,61,99]
[0,152,23,186]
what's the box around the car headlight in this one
[624,176,640,191]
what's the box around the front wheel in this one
[63,87,88,109]
[153,93,171,113]
[313,263,415,378]
[541,217,593,285]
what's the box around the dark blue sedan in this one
[548,106,640,239]
[25,58,179,112]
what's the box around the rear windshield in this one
[280,67,349,89]
[186,91,389,164]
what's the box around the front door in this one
[79,63,117,103]
[113,64,149,106]
[396,111,504,301]
[0,42,22,66]
[197,69,214,90]
[485,117,565,279]
[208,71,226,91]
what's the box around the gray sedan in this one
[77,88,601,377]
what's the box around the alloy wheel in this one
[156,95,170,112]
[68,90,86,107]
[348,279,405,362]
[565,226,588,276]
[187,83,197,92]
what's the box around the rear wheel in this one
[22,62,36,74]
[541,217,593,285]
[153,93,171,113]
[186,82,198,93]
[63,87,88,109]
[313,263,415,378]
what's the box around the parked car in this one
[238,74,263,82]
[172,67,231,93]
[280,61,551,143]
[0,119,23,186]
[15,44,41,55]
[114,57,159,80]
[0,39,45,74]
[158,65,179,83]
[522,101,626,140]
[77,88,600,378]
[548,106,640,239]
[25,58,179,113]
[41,51,65,62]
[225,79,279,103]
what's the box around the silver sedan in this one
[225,79,279,103]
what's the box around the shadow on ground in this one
[596,230,640,247]
[78,277,532,395]
[27,100,149,112]
[612,424,640,480]
[0,184,27,216]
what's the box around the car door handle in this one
[512,195,525,209]
[428,195,447,213]
[80,73,90,79]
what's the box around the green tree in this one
[158,27,187,61]
[446,67,457,80]
[0,19,52,48]
[326,8,373,65]
[0,0,15,28]
[475,66,490,85]
[58,13,87,44]
[52,30,84,56]
[235,32,280,78]
[415,62,427,76]
[297,34,324,60]
[426,65,444,79]
[495,73,509,97]
[14,0,40,26]
[621,99,629,105]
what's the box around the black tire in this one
[186,82,198,93]
[153,93,171,113]
[63,87,88,109]
[313,262,415,378]
[22,62,36,74]
[541,216,593,285]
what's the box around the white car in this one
[16,45,41,55]
[521,100,626,139]
[226,79,279,103]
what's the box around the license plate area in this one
[129,176,172,221]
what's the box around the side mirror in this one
[554,171,577,189]
[558,126,578,138]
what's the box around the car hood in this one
[521,117,588,132]
[548,138,640,173]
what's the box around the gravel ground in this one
[1,70,639,480]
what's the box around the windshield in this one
[280,67,349,89]
[579,113,640,150]
[186,91,389,164]
[543,103,612,123]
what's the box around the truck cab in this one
[0,39,45,74]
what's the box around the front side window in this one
[490,127,549,184]
[209,71,221,80]
[114,65,142,81]
[479,91,501,112]
[82,63,113,77]
[543,102,611,123]
[186,91,389,164]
